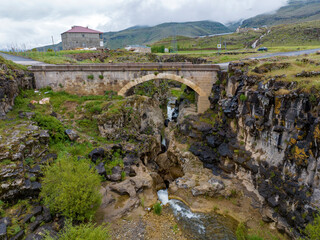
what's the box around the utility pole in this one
[51,36,56,55]
[171,25,178,53]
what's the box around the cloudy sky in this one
[0,0,288,50]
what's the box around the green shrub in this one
[0,200,4,217]
[40,157,101,221]
[247,235,263,240]
[303,212,320,239]
[33,113,67,143]
[236,222,247,240]
[240,94,247,102]
[151,45,165,53]
[44,220,110,240]
[153,202,162,215]
[121,171,126,181]
[87,75,94,80]
[99,75,104,80]
[309,94,317,104]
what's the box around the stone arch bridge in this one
[30,63,220,113]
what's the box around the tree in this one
[41,157,102,221]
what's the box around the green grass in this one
[0,55,27,71]
[247,53,320,92]
[9,50,100,64]
[153,30,264,51]
[260,20,320,47]
[153,202,162,215]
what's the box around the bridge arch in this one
[118,73,206,97]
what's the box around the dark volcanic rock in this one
[0,223,6,240]
[88,148,105,163]
[95,162,106,178]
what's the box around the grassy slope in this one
[247,52,320,92]
[0,55,28,71]
[103,21,231,49]
[260,20,320,47]
[242,0,320,27]
[153,19,320,52]
[152,30,265,50]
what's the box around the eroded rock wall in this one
[0,63,34,117]
[178,61,320,238]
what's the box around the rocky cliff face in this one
[178,61,320,238]
[0,63,34,118]
[0,121,50,203]
[96,95,164,140]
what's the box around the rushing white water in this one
[158,189,206,234]
[157,189,237,239]
[167,98,176,121]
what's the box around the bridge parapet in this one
[29,63,220,72]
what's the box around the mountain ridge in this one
[241,0,320,27]
[103,20,231,49]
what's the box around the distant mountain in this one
[226,20,244,32]
[242,0,320,27]
[36,42,62,52]
[103,21,230,49]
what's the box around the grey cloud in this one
[0,0,288,49]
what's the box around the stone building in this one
[61,26,104,50]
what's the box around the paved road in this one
[0,52,50,66]
[217,48,320,71]
[2,48,320,69]
[254,48,320,59]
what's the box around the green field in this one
[152,30,265,51]
[152,20,320,55]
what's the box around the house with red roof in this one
[61,26,104,50]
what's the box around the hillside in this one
[242,0,320,27]
[152,30,266,50]
[260,20,320,46]
[152,19,320,51]
[103,21,231,49]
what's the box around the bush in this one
[240,94,247,102]
[44,220,110,240]
[33,113,67,143]
[40,157,102,221]
[303,213,320,239]
[153,202,162,215]
[236,222,247,240]
[151,45,165,53]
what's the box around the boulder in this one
[64,129,79,141]
[108,166,122,182]
[192,178,225,197]
[95,162,106,178]
[0,223,6,240]
[88,148,105,163]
